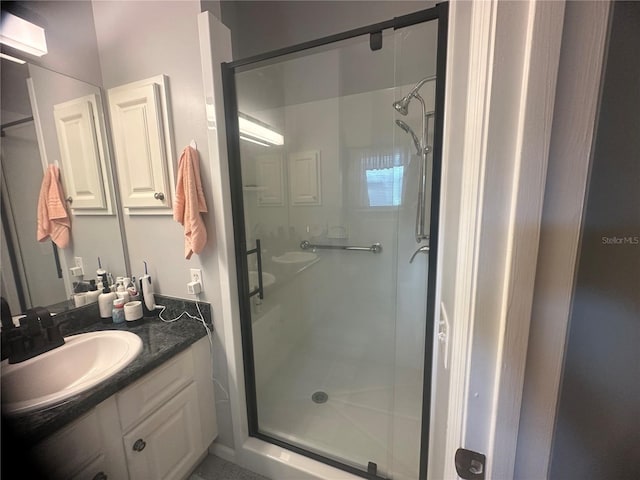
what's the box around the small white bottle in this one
[98,287,117,323]
[116,284,130,304]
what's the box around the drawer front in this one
[70,454,106,480]
[32,409,102,480]
[117,348,194,432]
[124,382,203,480]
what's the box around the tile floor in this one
[190,454,269,480]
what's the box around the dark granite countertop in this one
[1,296,212,446]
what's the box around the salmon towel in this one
[37,164,71,248]
[174,146,208,259]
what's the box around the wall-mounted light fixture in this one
[238,113,284,146]
[0,52,25,64]
[0,12,48,57]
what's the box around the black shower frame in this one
[221,3,448,479]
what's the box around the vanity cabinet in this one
[123,383,202,479]
[29,336,216,480]
[30,396,127,480]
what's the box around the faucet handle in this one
[22,310,42,336]
[409,244,430,263]
[34,307,53,328]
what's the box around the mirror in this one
[0,59,129,315]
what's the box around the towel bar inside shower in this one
[300,240,382,254]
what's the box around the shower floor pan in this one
[256,332,423,480]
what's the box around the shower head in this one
[393,97,411,116]
[395,119,422,155]
[392,76,432,116]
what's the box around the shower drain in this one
[311,391,328,404]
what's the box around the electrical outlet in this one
[190,268,202,287]
[73,257,84,276]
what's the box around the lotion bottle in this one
[98,286,117,323]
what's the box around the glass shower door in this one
[224,6,446,479]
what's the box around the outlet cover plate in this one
[190,269,202,286]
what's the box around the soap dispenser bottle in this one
[98,286,117,323]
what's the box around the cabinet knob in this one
[154,192,165,201]
[92,472,107,480]
[132,438,146,452]
[66,196,73,204]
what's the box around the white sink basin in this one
[249,271,276,289]
[271,251,318,264]
[1,330,143,415]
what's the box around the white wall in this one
[91,0,234,448]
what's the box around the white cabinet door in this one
[108,76,174,213]
[69,454,108,480]
[257,154,284,206]
[289,150,321,205]
[54,95,107,212]
[30,397,127,480]
[124,382,202,480]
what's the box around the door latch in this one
[455,448,485,480]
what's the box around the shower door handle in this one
[247,239,264,300]
[410,244,430,263]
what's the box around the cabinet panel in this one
[108,75,174,213]
[32,408,102,480]
[289,150,321,205]
[257,154,284,206]
[117,346,194,432]
[31,397,127,480]
[124,382,202,480]
[54,95,110,212]
[70,454,107,480]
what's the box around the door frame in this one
[435,1,566,479]
[198,0,567,477]
[218,5,449,479]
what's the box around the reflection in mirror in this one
[0,59,128,316]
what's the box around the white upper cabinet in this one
[108,75,175,214]
[289,150,321,206]
[53,94,113,214]
[256,154,284,206]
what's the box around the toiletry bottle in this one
[87,280,101,303]
[116,284,130,304]
[98,286,117,323]
[112,298,126,324]
[127,276,140,301]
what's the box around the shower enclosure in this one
[222,4,448,479]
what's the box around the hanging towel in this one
[174,145,208,259]
[37,164,71,249]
